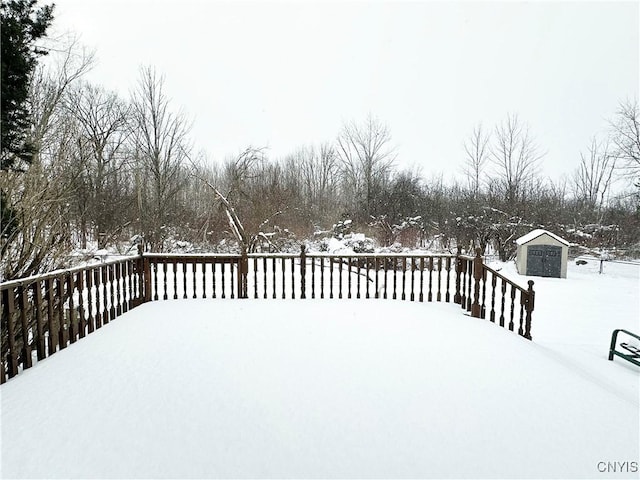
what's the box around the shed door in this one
[526,245,562,278]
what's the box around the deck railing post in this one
[471,248,483,318]
[454,246,462,304]
[140,244,151,303]
[239,249,248,298]
[524,280,535,340]
[300,245,307,299]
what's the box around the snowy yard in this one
[1,261,638,479]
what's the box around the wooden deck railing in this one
[1,246,534,383]
[457,249,535,339]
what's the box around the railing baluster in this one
[365,258,370,299]
[400,257,407,300]
[45,278,56,354]
[86,270,95,334]
[445,257,451,303]
[329,257,334,299]
[254,258,258,299]
[320,257,325,299]
[0,290,7,382]
[172,261,178,299]
[428,257,433,302]
[499,278,506,327]
[182,261,188,299]
[437,257,442,302]
[115,264,122,316]
[490,274,497,323]
[221,262,226,299]
[121,262,129,313]
[410,258,415,301]
[383,259,388,299]
[4,288,18,378]
[33,281,45,360]
[57,276,67,348]
[272,257,276,299]
[131,259,137,307]
[375,258,379,299]
[212,262,217,299]
[419,258,424,302]
[68,273,77,343]
[338,257,344,299]
[481,268,487,319]
[466,260,473,311]
[77,272,86,338]
[262,257,267,299]
[392,259,398,300]
[280,258,286,299]
[291,257,295,299]
[311,256,316,299]
[202,261,207,299]
[18,285,32,368]
[0,290,6,383]
[108,265,116,321]
[356,258,361,299]
[94,269,103,329]
[518,291,525,336]
[347,257,352,299]
[460,261,467,309]
[509,285,516,331]
[192,260,198,299]
[230,260,236,299]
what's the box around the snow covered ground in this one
[1,261,638,479]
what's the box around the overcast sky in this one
[49,0,638,183]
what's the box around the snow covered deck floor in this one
[2,299,638,479]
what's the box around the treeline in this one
[1,13,639,280]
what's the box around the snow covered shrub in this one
[332,219,353,239]
[343,234,375,253]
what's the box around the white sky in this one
[49,0,639,182]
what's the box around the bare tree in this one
[28,37,94,160]
[221,146,266,202]
[66,83,132,247]
[336,114,396,220]
[0,40,93,279]
[463,123,490,197]
[290,142,339,222]
[490,114,544,204]
[611,99,640,187]
[573,137,615,215]
[131,66,191,251]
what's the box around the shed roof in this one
[515,229,570,246]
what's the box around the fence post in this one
[471,248,483,318]
[300,244,307,299]
[524,280,535,340]
[454,246,462,304]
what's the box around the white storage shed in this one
[515,229,569,279]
